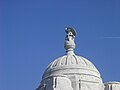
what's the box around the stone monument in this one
[36,27,120,90]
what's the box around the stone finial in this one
[64,27,76,55]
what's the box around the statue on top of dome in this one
[64,27,76,54]
[65,27,76,41]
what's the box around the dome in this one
[42,27,103,84]
[36,27,104,90]
[42,54,102,83]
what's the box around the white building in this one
[36,27,120,90]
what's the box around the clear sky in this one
[0,0,120,90]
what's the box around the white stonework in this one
[36,27,120,90]
[104,82,120,90]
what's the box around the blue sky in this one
[0,0,120,90]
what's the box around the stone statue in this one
[65,27,76,41]
[64,27,76,54]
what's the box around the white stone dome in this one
[36,28,105,90]
[42,54,102,83]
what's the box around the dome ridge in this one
[44,54,99,71]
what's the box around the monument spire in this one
[64,27,76,55]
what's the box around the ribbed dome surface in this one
[42,54,101,82]
[46,55,98,71]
